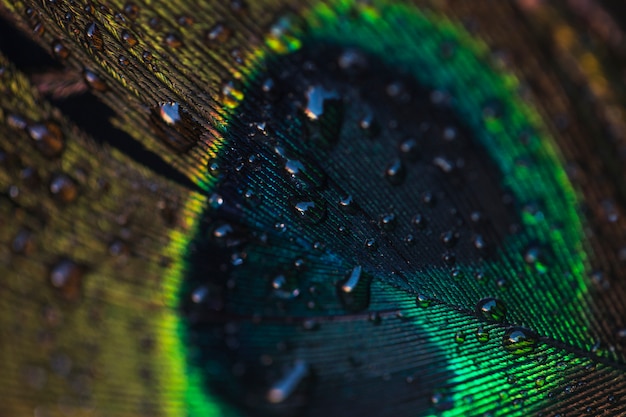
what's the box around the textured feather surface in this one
[1,0,626,416]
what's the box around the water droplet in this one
[50,174,78,203]
[221,80,244,108]
[431,392,454,411]
[416,293,432,308]
[123,2,140,19]
[472,234,486,250]
[151,102,201,152]
[399,138,419,161]
[476,326,489,343]
[379,213,396,231]
[165,33,183,48]
[271,275,300,300]
[433,156,454,173]
[85,22,103,51]
[502,327,538,355]
[191,286,208,304]
[338,48,367,71]
[266,15,302,54]
[27,121,64,157]
[267,360,309,404]
[83,68,108,92]
[49,260,84,301]
[118,55,129,66]
[476,298,507,322]
[454,331,466,344]
[120,29,138,46]
[535,376,545,387]
[338,195,357,214]
[411,213,426,229]
[291,199,326,224]
[337,266,371,311]
[206,23,231,43]
[304,85,340,121]
[523,244,549,274]
[51,40,70,59]
[283,159,325,189]
[208,193,223,209]
[11,228,35,254]
[384,158,406,185]
[440,230,458,247]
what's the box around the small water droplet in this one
[337,266,371,312]
[440,230,458,247]
[206,22,231,43]
[399,138,419,161]
[49,260,84,301]
[51,40,70,59]
[83,68,108,92]
[291,199,326,224]
[523,244,549,274]
[379,213,396,231]
[11,228,35,254]
[338,195,357,214]
[454,331,466,344]
[416,293,432,308]
[85,22,103,51]
[476,298,507,322]
[476,326,489,343]
[165,33,183,48]
[267,360,309,404]
[50,174,78,203]
[222,80,244,108]
[120,29,138,46]
[266,14,302,54]
[27,121,64,157]
[502,327,538,355]
[384,158,406,185]
[124,2,140,19]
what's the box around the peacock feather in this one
[1,0,626,415]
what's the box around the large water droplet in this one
[476,297,507,322]
[502,327,538,355]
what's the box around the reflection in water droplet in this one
[502,327,538,355]
[476,298,507,322]
[267,360,309,404]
